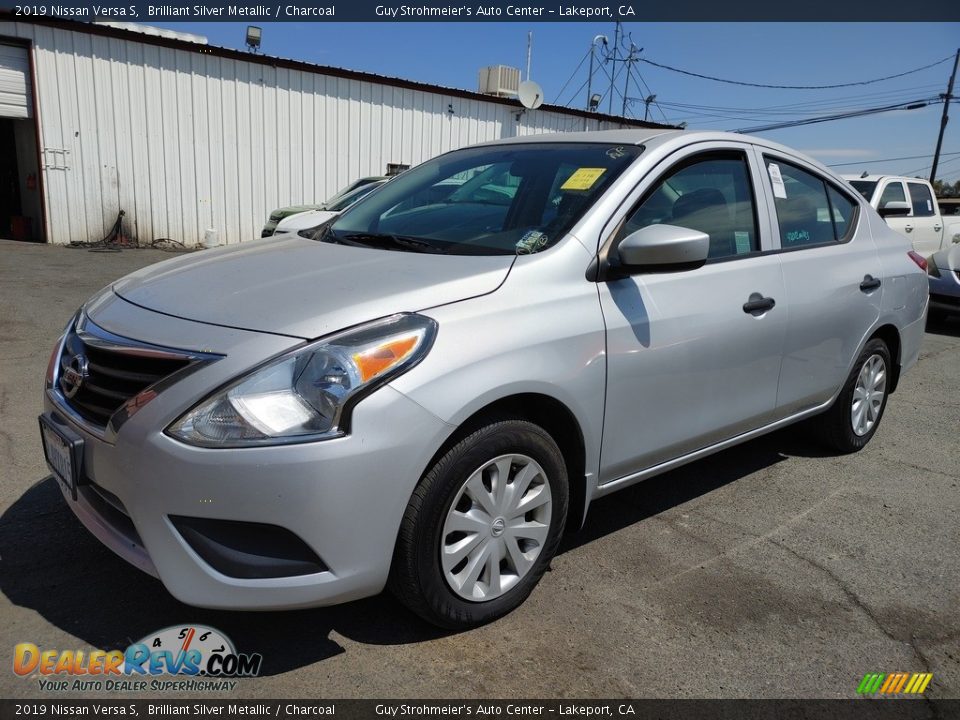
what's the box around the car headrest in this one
[672,188,727,221]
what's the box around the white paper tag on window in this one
[734,231,752,254]
[768,163,787,199]
[928,199,933,213]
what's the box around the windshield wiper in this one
[341,232,447,254]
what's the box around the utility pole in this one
[644,94,656,122]
[586,34,607,111]
[607,22,621,116]
[930,48,959,187]
[525,31,533,81]
[621,42,640,118]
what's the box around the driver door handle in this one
[904,225,913,233]
[743,294,776,314]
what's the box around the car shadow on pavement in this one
[0,427,832,675]
[558,426,820,554]
[926,313,960,337]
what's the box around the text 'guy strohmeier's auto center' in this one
[0,17,668,247]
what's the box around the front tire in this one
[389,420,568,629]
[817,338,892,453]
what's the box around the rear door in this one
[904,181,943,255]
[758,153,882,415]
[597,143,787,482]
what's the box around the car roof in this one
[478,129,843,178]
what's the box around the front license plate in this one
[38,414,84,500]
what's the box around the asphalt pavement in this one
[1,239,957,699]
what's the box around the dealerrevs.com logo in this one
[13,625,262,692]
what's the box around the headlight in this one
[166,313,436,447]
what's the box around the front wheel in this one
[389,420,568,629]
[817,338,892,453]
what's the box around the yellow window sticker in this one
[561,168,606,191]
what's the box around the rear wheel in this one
[389,420,568,629]
[817,338,891,453]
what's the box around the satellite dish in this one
[518,81,544,110]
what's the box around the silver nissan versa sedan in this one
[40,130,928,628]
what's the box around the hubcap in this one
[851,353,887,437]
[441,453,552,602]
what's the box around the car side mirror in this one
[879,201,911,218]
[616,224,710,273]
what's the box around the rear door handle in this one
[934,225,942,232]
[743,294,776,314]
[860,275,881,292]
[904,225,913,233]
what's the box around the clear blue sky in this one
[152,21,960,185]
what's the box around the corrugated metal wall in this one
[0,21,636,246]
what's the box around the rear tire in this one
[816,338,891,453]
[389,419,568,629]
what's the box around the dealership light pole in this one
[930,48,959,187]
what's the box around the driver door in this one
[597,146,787,483]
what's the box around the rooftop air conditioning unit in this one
[478,65,521,98]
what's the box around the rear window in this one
[849,180,877,201]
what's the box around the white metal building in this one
[0,18,667,246]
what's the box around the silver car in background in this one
[39,130,928,628]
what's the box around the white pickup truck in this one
[844,174,960,256]
[844,174,960,318]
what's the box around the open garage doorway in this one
[1,41,43,242]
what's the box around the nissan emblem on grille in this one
[60,353,89,399]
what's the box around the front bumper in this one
[44,298,452,610]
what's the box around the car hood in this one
[271,204,324,219]
[275,209,339,233]
[112,236,514,339]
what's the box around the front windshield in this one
[325,142,643,255]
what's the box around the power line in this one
[657,85,944,116]
[902,154,960,178]
[733,96,942,133]
[637,54,955,90]
[828,151,960,168]
[650,87,947,127]
[555,47,593,108]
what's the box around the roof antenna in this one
[860,171,869,178]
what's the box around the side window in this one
[827,185,856,240]
[766,160,854,248]
[616,153,759,260]
[907,182,935,217]
[878,181,906,208]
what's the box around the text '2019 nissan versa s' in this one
[40,130,927,628]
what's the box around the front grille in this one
[58,320,194,427]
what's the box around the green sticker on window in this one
[734,231,751,254]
